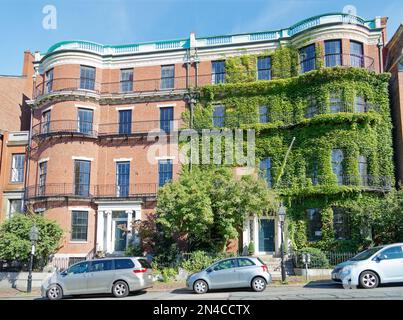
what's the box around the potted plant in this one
[247,241,255,256]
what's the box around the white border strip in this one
[75,104,97,110]
[157,103,176,108]
[72,156,94,161]
[38,157,49,163]
[113,158,133,162]
[116,106,134,111]
[155,156,175,160]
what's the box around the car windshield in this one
[350,247,383,261]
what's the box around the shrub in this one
[181,251,214,273]
[294,247,330,268]
[247,242,255,255]
[160,267,178,282]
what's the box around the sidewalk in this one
[0,287,41,298]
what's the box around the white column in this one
[126,210,133,247]
[254,216,259,255]
[242,219,249,255]
[276,218,282,256]
[105,210,112,253]
[96,211,105,252]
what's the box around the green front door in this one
[258,219,275,252]
[114,221,127,252]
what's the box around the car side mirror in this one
[206,268,212,273]
[375,255,384,262]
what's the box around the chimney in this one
[22,50,35,78]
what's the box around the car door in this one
[236,258,258,286]
[87,260,115,294]
[61,261,89,294]
[207,259,239,289]
[376,245,403,282]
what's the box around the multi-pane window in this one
[160,65,175,89]
[332,207,350,240]
[350,41,364,68]
[354,96,367,112]
[11,154,25,183]
[257,57,271,80]
[299,44,316,73]
[306,208,322,241]
[331,149,344,185]
[45,68,54,94]
[160,107,174,133]
[71,211,88,241]
[324,40,342,67]
[38,161,47,196]
[259,157,272,188]
[305,96,318,118]
[80,66,96,90]
[120,69,133,92]
[77,108,93,134]
[116,162,130,197]
[259,105,269,123]
[158,160,173,187]
[329,92,343,113]
[119,110,132,134]
[42,110,51,134]
[310,158,319,186]
[9,199,23,218]
[213,105,225,127]
[211,61,225,84]
[358,155,368,186]
[74,160,91,196]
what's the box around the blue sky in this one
[0,0,402,75]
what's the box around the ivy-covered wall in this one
[185,65,395,252]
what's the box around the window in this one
[90,260,113,272]
[259,105,269,123]
[42,110,51,134]
[115,259,135,269]
[324,40,342,67]
[331,149,344,185]
[299,44,316,73]
[119,110,132,134]
[257,56,271,80]
[380,246,403,260]
[45,68,54,94]
[238,258,255,267]
[160,65,175,89]
[354,96,367,112]
[71,211,88,241]
[213,105,225,127]
[77,108,93,134]
[310,158,319,186]
[158,160,173,187]
[67,261,89,274]
[80,65,96,90]
[259,157,272,188]
[11,154,25,183]
[329,92,343,113]
[213,259,237,271]
[116,162,130,197]
[74,160,91,196]
[305,96,318,118]
[358,155,368,186]
[350,41,364,68]
[9,199,23,218]
[332,207,350,240]
[211,61,225,84]
[160,107,174,133]
[307,209,322,241]
[38,161,47,196]
[120,69,133,92]
[138,259,152,269]
[398,60,403,72]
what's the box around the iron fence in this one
[292,251,358,269]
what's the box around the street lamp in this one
[27,224,39,293]
[278,203,287,282]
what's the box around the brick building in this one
[0,13,394,262]
[385,24,403,186]
[0,51,34,220]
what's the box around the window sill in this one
[69,241,89,244]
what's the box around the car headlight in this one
[340,266,353,275]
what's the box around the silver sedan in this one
[186,257,272,294]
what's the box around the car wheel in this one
[359,271,379,289]
[193,280,208,294]
[47,284,63,300]
[112,281,130,298]
[251,277,266,292]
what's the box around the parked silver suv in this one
[41,257,153,300]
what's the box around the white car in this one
[331,243,403,289]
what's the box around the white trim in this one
[68,207,91,211]
[157,103,176,108]
[72,156,94,161]
[116,106,134,111]
[41,106,53,113]
[75,104,97,110]
[155,156,175,160]
[53,253,87,258]
[69,241,89,244]
[38,157,49,164]
[113,158,133,162]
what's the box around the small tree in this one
[0,210,63,268]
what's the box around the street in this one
[4,281,403,300]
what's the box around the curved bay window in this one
[299,44,316,73]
